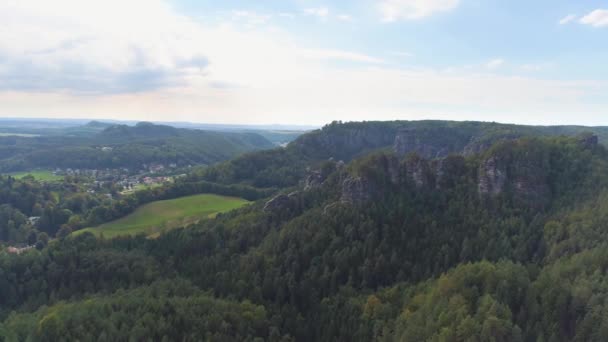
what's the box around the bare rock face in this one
[341,177,373,204]
[304,160,345,191]
[478,157,507,196]
[478,150,551,208]
[294,124,396,161]
[304,170,324,190]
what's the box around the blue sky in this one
[0,0,607,125]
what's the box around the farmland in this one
[9,170,63,182]
[75,193,249,238]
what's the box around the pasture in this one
[75,194,249,238]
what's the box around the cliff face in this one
[477,140,556,209]
[314,130,600,210]
[304,160,344,191]
[478,157,507,196]
[293,122,398,161]
[393,128,463,158]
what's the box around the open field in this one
[75,194,250,238]
[9,170,63,182]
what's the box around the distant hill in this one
[0,122,275,172]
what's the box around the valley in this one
[2,120,608,341]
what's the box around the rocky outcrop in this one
[263,194,291,213]
[293,123,397,161]
[478,149,551,208]
[304,170,325,190]
[578,133,599,149]
[478,157,507,196]
[304,160,344,191]
[393,128,454,159]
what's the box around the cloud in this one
[231,11,272,26]
[337,14,353,21]
[0,0,606,126]
[304,7,330,18]
[520,62,554,72]
[0,0,212,94]
[379,0,460,21]
[559,14,577,25]
[580,9,608,27]
[300,49,385,64]
[486,59,505,69]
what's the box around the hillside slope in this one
[0,122,274,171]
[3,122,608,340]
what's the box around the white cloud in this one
[580,9,608,27]
[0,0,606,126]
[0,0,212,93]
[379,0,460,21]
[486,59,505,69]
[337,14,353,21]
[559,14,577,25]
[232,11,272,26]
[300,49,385,64]
[520,63,554,72]
[304,7,330,18]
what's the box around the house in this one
[28,216,40,225]
[7,245,34,255]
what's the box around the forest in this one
[2,120,608,341]
[0,121,275,172]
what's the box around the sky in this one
[0,0,607,126]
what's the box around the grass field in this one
[9,170,63,182]
[75,194,250,238]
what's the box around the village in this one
[51,162,187,195]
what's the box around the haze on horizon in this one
[0,0,607,126]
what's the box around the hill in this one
[0,122,275,172]
[4,121,608,340]
[188,120,608,188]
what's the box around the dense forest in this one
[0,122,275,172]
[3,121,608,340]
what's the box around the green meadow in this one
[75,194,250,238]
[9,170,63,182]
